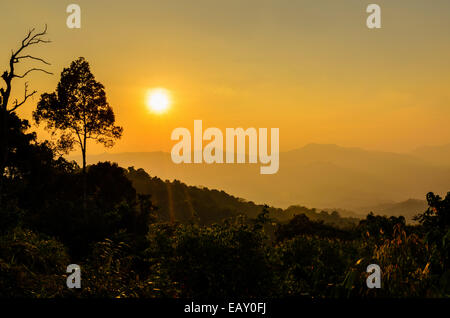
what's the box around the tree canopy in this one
[33,57,123,166]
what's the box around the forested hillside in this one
[0,37,448,298]
[125,167,359,228]
[78,144,450,211]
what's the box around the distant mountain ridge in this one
[69,143,450,214]
[356,199,428,223]
[411,144,450,166]
[125,167,359,228]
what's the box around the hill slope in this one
[125,167,359,228]
[411,144,450,166]
[358,199,428,223]
[71,144,450,211]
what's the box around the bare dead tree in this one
[0,25,52,204]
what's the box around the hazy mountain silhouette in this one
[411,144,450,166]
[357,199,428,223]
[70,143,450,212]
[126,167,359,227]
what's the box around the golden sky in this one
[2,0,450,154]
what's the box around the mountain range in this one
[126,167,359,227]
[69,143,450,221]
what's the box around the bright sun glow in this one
[146,88,171,114]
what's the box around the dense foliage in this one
[0,61,448,298]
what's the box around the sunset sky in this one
[2,0,450,154]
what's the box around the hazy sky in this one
[2,0,450,154]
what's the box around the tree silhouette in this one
[0,25,52,204]
[33,57,123,205]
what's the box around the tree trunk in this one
[82,145,87,209]
[0,75,11,207]
[0,107,7,206]
[0,25,51,206]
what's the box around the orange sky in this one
[2,0,450,155]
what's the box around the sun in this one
[146,88,171,114]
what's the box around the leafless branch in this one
[14,68,53,79]
[21,28,35,47]
[15,55,51,65]
[8,82,37,113]
[12,25,50,59]
[1,25,52,113]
